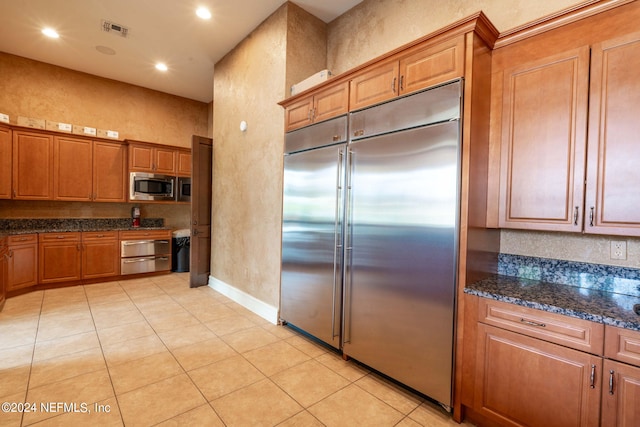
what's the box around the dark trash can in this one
[172,229,190,272]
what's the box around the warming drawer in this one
[120,239,170,258]
[121,256,170,275]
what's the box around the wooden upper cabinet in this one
[0,126,11,199]
[54,136,93,201]
[498,47,590,232]
[349,60,399,111]
[128,141,178,174]
[313,82,350,124]
[154,146,177,174]
[93,141,127,202]
[399,35,465,96]
[12,130,54,200]
[177,149,192,177]
[285,81,349,132]
[53,137,126,202]
[585,32,640,236]
[350,35,465,111]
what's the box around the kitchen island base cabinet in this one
[475,323,602,427]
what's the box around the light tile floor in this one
[0,273,474,426]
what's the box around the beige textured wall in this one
[327,0,583,74]
[0,52,209,147]
[212,5,289,307]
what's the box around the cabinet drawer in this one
[8,234,37,245]
[39,232,81,242]
[82,231,118,241]
[478,298,604,354]
[605,325,640,366]
[119,229,171,240]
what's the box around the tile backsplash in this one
[501,229,640,269]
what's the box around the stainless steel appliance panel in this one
[285,115,348,154]
[177,176,191,202]
[350,80,461,141]
[129,172,175,201]
[280,141,345,349]
[121,240,170,258]
[121,256,170,275]
[343,120,460,407]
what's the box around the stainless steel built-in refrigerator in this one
[280,80,462,408]
[280,116,347,349]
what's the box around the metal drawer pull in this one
[590,364,596,388]
[609,370,614,395]
[520,318,546,328]
[589,207,594,227]
[573,206,579,225]
[123,257,156,263]
[123,240,169,246]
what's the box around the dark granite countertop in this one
[0,218,168,235]
[465,274,640,332]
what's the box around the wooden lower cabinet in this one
[6,234,38,291]
[82,231,119,279]
[474,323,602,427]
[38,232,82,284]
[601,359,640,426]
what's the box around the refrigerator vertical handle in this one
[332,148,344,339]
[342,149,354,344]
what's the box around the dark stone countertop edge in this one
[465,274,640,332]
[3,227,172,235]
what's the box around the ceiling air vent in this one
[101,20,129,38]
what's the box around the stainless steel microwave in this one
[130,172,175,201]
[177,176,191,203]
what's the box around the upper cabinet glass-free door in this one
[585,32,640,236]
[498,47,590,232]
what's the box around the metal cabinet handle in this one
[332,149,345,339]
[589,207,594,227]
[399,75,404,91]
[520,318,546,328]
[391,77,397,92]
[573,206,579,226]
[590,364,596,388]
[609,370,615,395]
[343,149,354,344]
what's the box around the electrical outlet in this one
[610,241,627,260]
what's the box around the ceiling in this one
[0,0,362,103]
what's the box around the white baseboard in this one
[208,276,279,325]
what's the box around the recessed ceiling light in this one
[196,7,211,20]
[42,28,59,38]
[155,63,168,72]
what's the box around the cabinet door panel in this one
[13,131,54,200]
[93,141,126,202]
[82,239,119,279]
[7,241,38,291]
[154,147,176,174]
[349,61,399,111]
[475,324,601,427]
[177,150,191,177]
[285,96,314,132]
[0,126,11,199]
[313,81,349,124]
[54,136,92,201]
[399,35,464,95]
[499,47,589,231]
[129,144,154,171]
[586,32,640,236]
[601,359,640,427]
